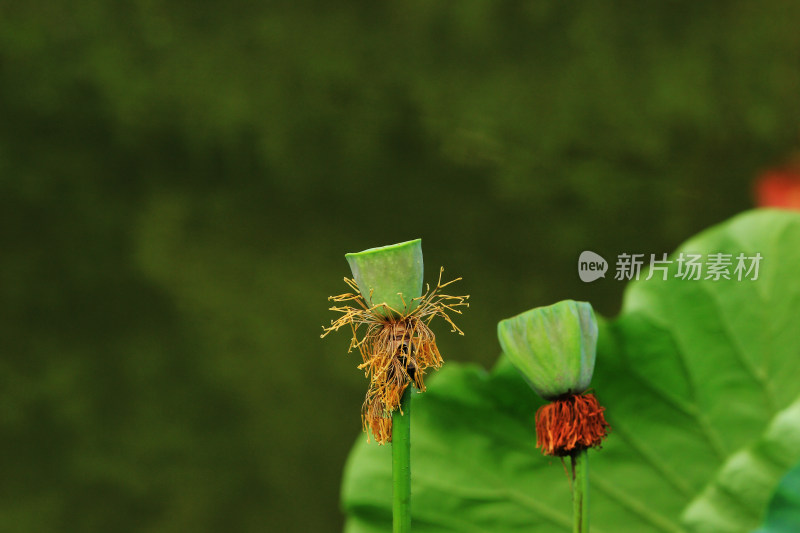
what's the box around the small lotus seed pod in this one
[345,239,424,318]
[497,300,598,400]
[498,300,608,456]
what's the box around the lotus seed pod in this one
[345,239,424,318]
[323,239,468,444]
[497,300,598,400]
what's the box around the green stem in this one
[571,450,589,533]
[392,387,412,533]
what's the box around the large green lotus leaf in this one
[754,459,800,533]
[341,210,800,533]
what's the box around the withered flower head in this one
[322,239,469,444]
[498,300,609,456]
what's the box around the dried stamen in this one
[322,268,469,444]
[362,396,393,444]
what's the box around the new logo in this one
[578,251,608,282]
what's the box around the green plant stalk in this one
[392,388,412,533]
[571,450,589,533]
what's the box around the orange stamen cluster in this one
[322,268,468,444]
[535,392,609,456]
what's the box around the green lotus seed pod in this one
[345,239,424,318]
[497,300,598,400]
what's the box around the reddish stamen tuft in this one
[535,392,609,456]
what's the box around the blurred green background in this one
[2,1,799,532]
